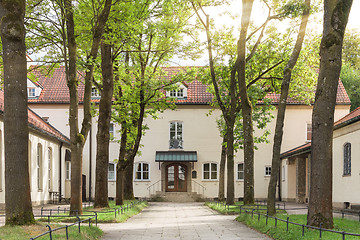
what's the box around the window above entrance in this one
[169,121,183,149]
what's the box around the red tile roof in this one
[334,106,360,129]
[280,142,311,159]
[0,90,70,144]
[28,66,351,106]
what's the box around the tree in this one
[267,0,310,216]
[340,64,360,111]
[94,40,114,208]
[0,0,35,225]
[193,0,283,205]
[307,0,353,229]
[63,0,113,215]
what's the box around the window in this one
[170,89,184,98]
[91,87,100,97]
[306,123,312,141]
[169,121,183,149]
[108,163,115,181]
[65,161,71,180]
[344,143,351,176]
[37,143,43,190]
[282,166,285,181]
[109,123,114,139]
[237,163,244,180]
[28,88,36,97]
[265,166,271,176]
[203,163,217,180]
[135,162,149,180]
[48,148,52,191]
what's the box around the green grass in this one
[236,213,360,240]
[38,200,148,223]
[0,222,102,240]
[206,201,287,215]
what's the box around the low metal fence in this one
[216,201,360,239]
[29,200,142,240]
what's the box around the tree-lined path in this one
[100,202,270,240]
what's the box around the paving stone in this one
[99,202,271,240]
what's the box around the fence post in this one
[64,208,66,214]
[283,202,286,210]
[77,216,81,233]
[302,225,305,236]
[66,225,69,239]
[358,212,360,222]
[252,209,254,218]
[41,207,43,217]
[275,217,277,227]
[114,208,117,218]
[342,211,344,219]
[342,231,345,240]
[319,223,322,239]
[258,213,260,221]
[48,215,50,224]
[266,212,268,225]
[95,212,98,227]
[58,206,60,214]
[50,209,52,216]
[46,225,52,240]
[286,217,289,232]
[89,217,91,227]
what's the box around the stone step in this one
[150,192,204,202]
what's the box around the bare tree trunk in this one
[94,41,114,208]
[307,0,352,229]
[226,121,235,205]
[116,121,128,205]
[267,0,310,216]
[0,0,35,225]
[218,134,227,201]
[238,0,255,205]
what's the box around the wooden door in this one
[166,164,187,192]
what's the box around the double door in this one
[166,163,187,192]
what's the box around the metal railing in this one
[215,201,360,239]
[191,180,205,197]
[29,200,143,240]
[147,180,164,197]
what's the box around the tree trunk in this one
[238,0,255,205]
[307,0,352,229]
[124,162,135,200]
[0,0,35,225]
[226,121,235,205]
[218,134,227,202]
[94,41,114,208]
[267,0,310,216]
[116,165,126,206]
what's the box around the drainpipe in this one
[89,125,92,202]
[59,142,63,202]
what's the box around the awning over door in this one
[155,151,197,162]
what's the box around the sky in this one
[172,1,360,66]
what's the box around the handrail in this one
[191,180,206,197]
[147,180,164,197]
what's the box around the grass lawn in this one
[206,202,286,215]
[206,202,360,239]
[0,223,102,240]
[38,200,148,223]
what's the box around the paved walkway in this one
[99,202,271,240]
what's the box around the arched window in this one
[48,147,52,191]
[169,121,183,149]
[344,143,351,176]
[37,143,43,190]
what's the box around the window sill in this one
[342,174,351,177]
[108,180,116,182]
[202,179,218,182]
[236,179,244,182]
[134,180,151,182]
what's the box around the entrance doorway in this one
[166,163,187,192]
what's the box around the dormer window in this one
[91,87,100,97]
[170,89,183,98]
[28,88,36,97]
[166,83,187,99]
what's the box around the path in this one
[99,202,270,240]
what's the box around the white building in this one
[27,66,351,202]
